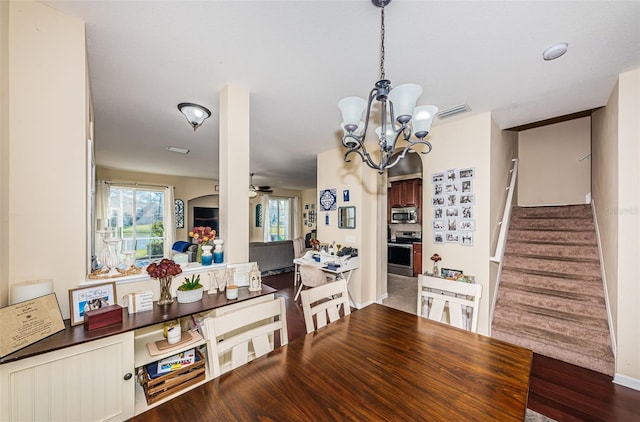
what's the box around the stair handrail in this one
[490,158,518,263]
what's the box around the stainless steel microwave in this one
[391,207,418,224]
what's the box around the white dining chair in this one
[293,264,336,301]
[203,296,288,378]
[417,274,482,333]
[300,279,351,334]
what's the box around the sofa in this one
[249,240,295,274]
[172,241,198,263]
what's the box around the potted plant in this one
[176,274,204,304]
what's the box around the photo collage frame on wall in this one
[431,168,475,246]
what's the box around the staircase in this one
[492,204,614,376]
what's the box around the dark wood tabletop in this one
[133,303,533,421]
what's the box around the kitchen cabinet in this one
[413,242,423,276]
[388,178,423,223]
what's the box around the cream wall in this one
[317,144,383,308]
[615,69,640,384]
[1,2,88,319]
[489,119,518,307]
[592,69,640,387]
[518,117,591,206]
[421,113,493,334]
[1,0,10,307]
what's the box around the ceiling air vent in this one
[437,104,471,120]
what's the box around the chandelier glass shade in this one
[338,0,438,173]
[178,102,212,131]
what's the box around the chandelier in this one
[338,0,438,174]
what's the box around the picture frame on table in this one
[68,282,117,326]
[441,268,463,279]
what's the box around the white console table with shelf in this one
[0,285,276,421]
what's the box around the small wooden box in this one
[84,304,123,331]
[141,349,206,405]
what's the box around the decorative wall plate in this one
[319,189,337,211]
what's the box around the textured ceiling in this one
[43,0,640,190]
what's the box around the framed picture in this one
[459,219,476,231]
[445,207,460,218]
[445,182,459,194]
[433,232,444,244]
[69,282,117,326]
[447,194,458,207]
[447,218,457,231]
[461,205,473,219]
[446,168,458,182]
[461,179,473,193]
[432,196,445,206]
[433,183,443,196]
[343,189,350,202]
[432,172,444,183]
[441,268,463,279]
[461,232,474,246]
[445,231,460,243]
[432,220,445,230]
[459,193,475,205]
[433,207,444,220]
[459,167,475,179]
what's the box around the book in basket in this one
[150,348,196,376]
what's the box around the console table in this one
[0,285,276,421]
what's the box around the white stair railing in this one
[489,158,518,333]
[490,158,518,263]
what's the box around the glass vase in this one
[432,263,439,277]
[157,276,174,305]
[196,244,203,263]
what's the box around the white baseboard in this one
[614,373,640,391]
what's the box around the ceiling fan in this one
[249,173,273,198]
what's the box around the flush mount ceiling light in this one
[177,102,212,131]
[338,0,438,174]
[543,42,568,61]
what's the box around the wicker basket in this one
[176,287,204,304]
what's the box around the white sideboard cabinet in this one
[0,285,276,421]
[0,332,135,422]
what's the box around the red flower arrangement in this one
[430,253,442,263]
[146,258,183,279]
[189,226,216,245]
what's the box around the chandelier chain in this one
[379,5,385,80]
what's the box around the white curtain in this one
[292,197,300,239]
[94,181,110,263]
[164,186,176,257]
[262,195,270,242]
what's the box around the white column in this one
[218,84,250,263]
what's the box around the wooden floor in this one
[132,271,640,422]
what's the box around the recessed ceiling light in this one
[543,42,568,61]
[166,146,190,154]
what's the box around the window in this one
[108,186,165,262]
[268,198,291,241]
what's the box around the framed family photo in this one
[68,282,117,326]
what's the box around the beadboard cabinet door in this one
[0,332,135,422]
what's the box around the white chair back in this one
[417,275,482,333]
[301,279,351,333]
[293,264,335,301]
[204,296,288,378]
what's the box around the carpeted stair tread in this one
[504,242,600,261]
[510,217,594,231]
[493,204,614,376]
[507,229,597,245]
[492,307,610,348]
[491,324,614,376]
[512,205,592,219]
[502,255,601,279]
[496,287,606,319]
[500,269,604,298]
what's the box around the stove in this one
[388,231,422,276]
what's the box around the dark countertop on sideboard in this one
[0,285,276,365]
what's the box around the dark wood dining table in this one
[133,303,532,421]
